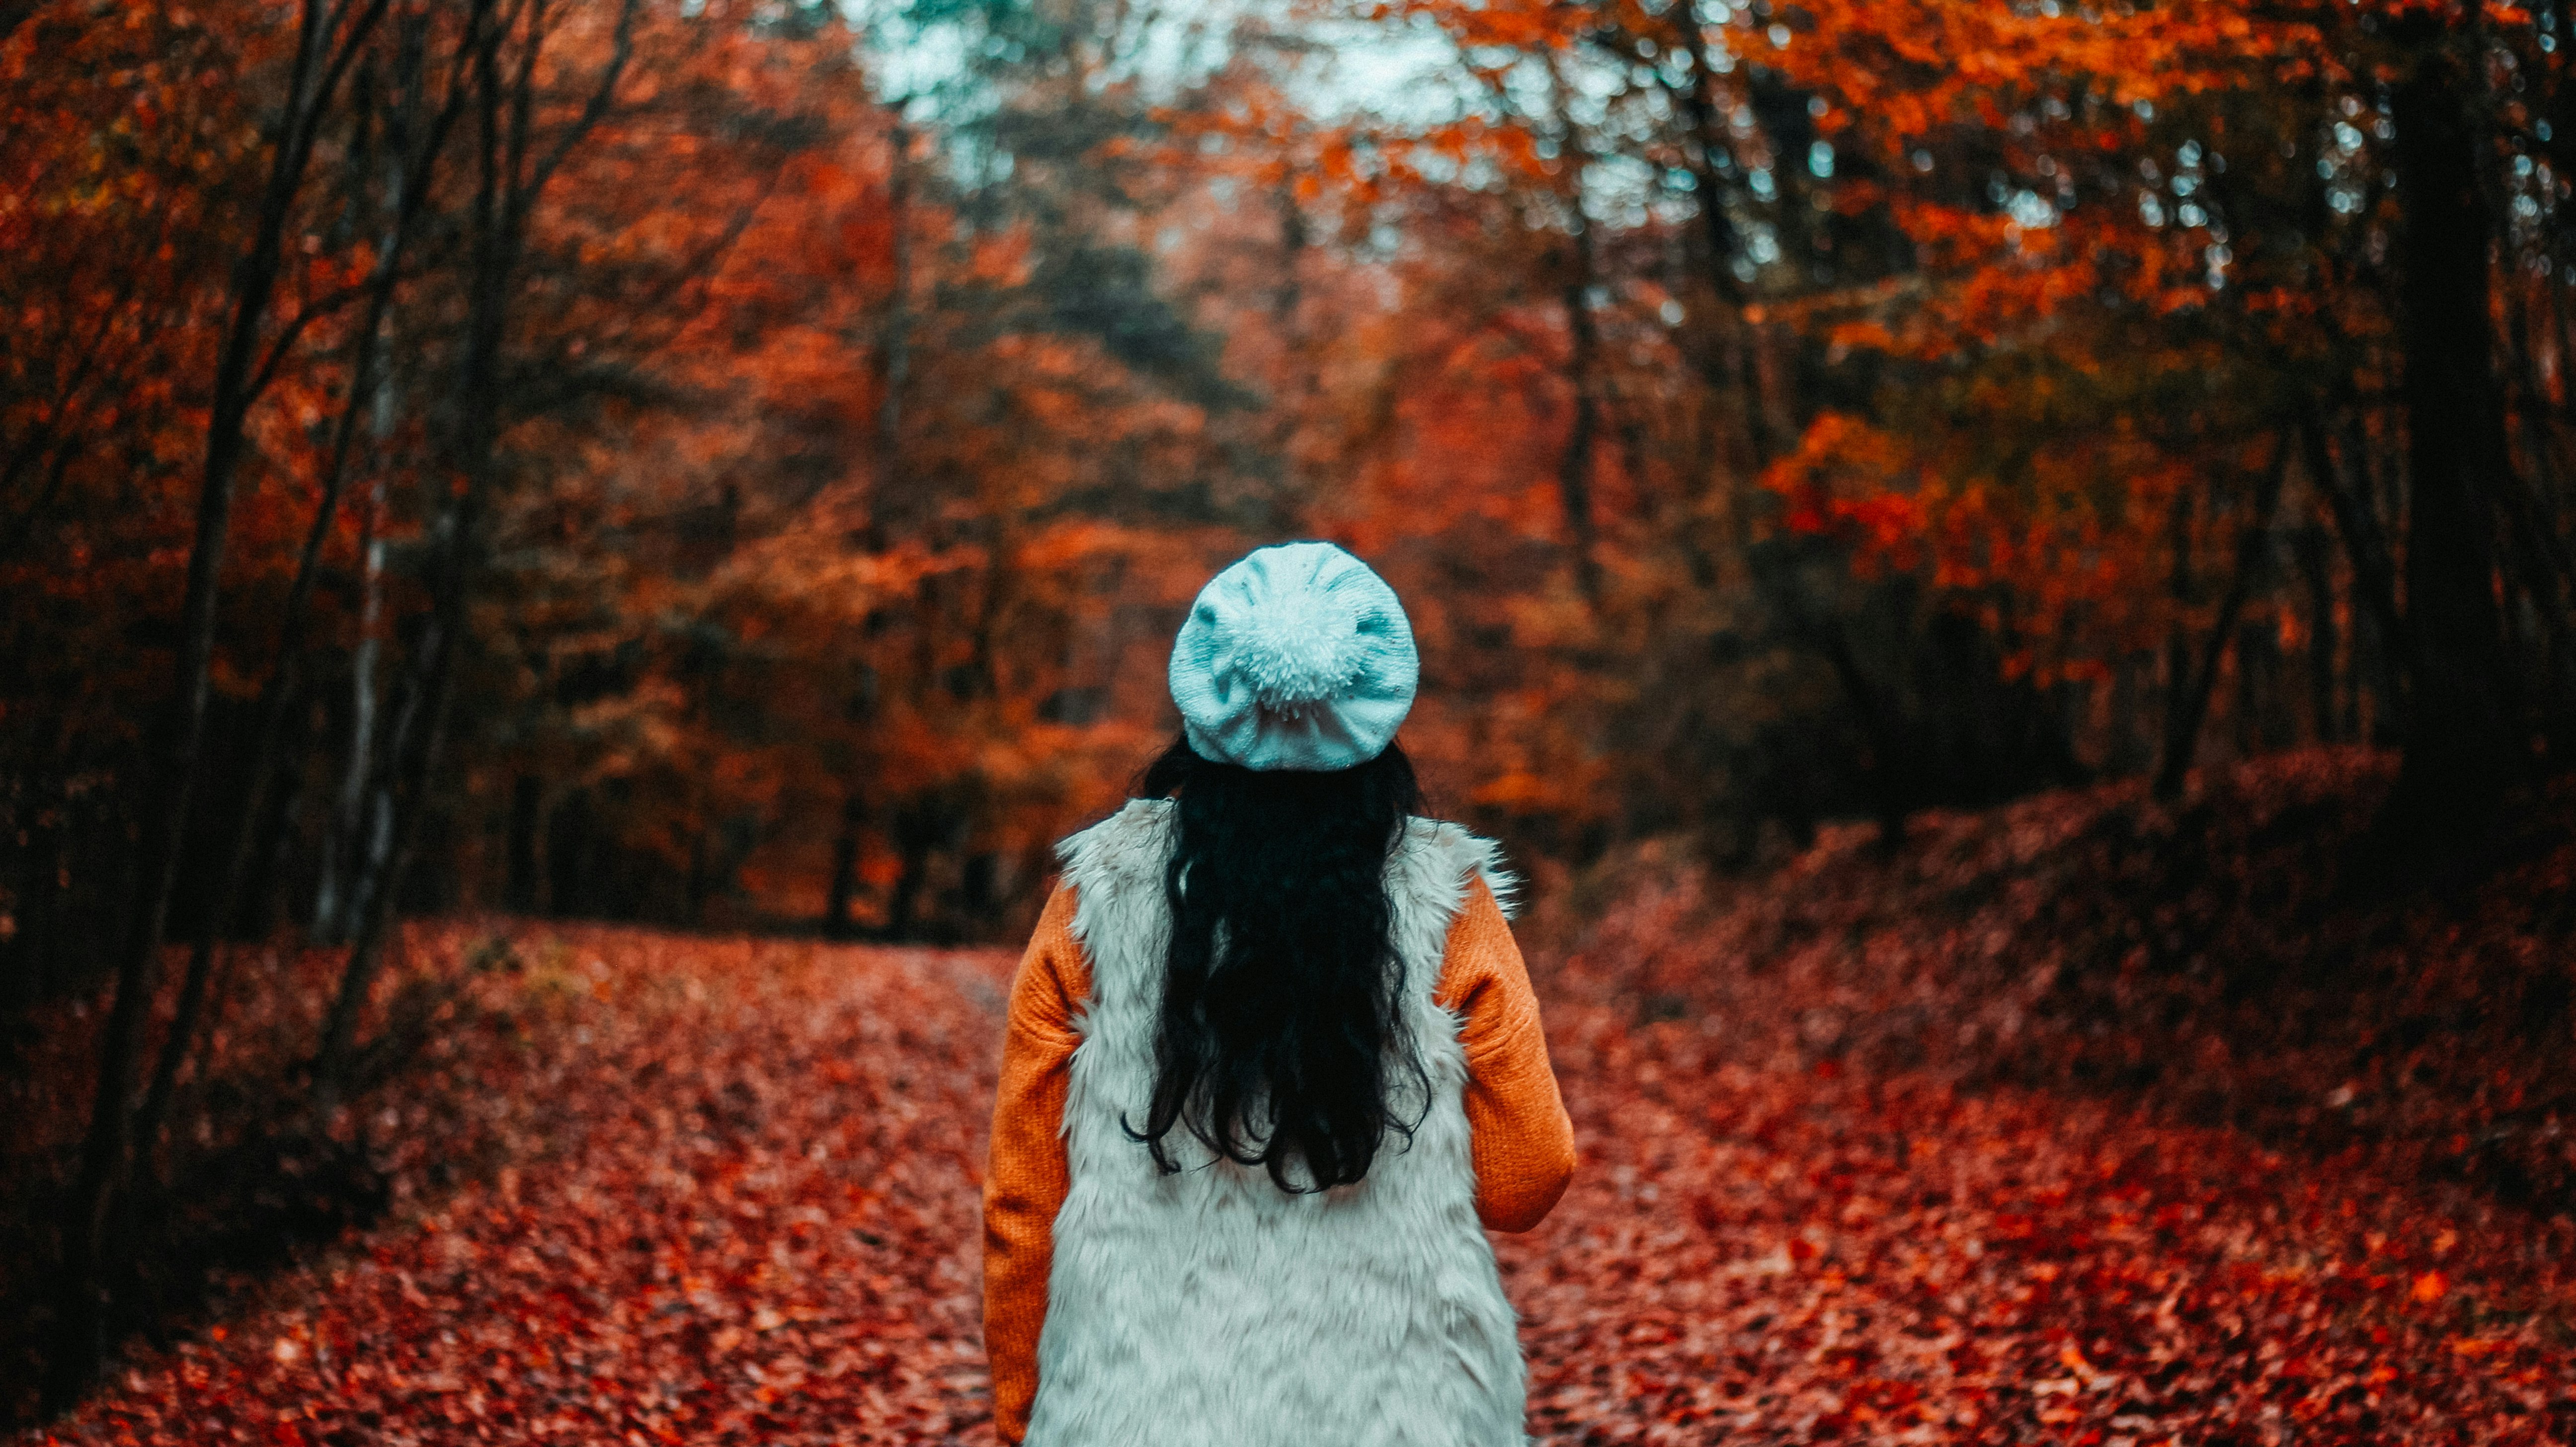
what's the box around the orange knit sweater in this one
[979,874,1575,1445]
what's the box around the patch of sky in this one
[2007,189,2057,229]
[1592,153,1668,229]
[852,0,1479,129]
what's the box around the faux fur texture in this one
[1027,799,1528,1447]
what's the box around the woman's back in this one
[1029,801,1525,1447]
[980,542,1574,1447]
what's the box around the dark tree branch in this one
[520,0,639,209]
[246,278,396,403]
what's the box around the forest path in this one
[27,926,2571,1445]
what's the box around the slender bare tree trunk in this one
[1539,66,1603,603]
[312,467,387,942]
[2155,488,2199,795]
[1669,10,1774,472]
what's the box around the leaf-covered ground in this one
[24,754,2576,1445]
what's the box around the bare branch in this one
[521,0,640,206]
[246,279,393,402]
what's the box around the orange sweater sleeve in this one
[1434,875,1577,1233]
[982,883,1088,1447]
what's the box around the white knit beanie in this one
[1168,542,1419,772]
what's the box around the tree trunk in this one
[1668,8,1775,471]
[315,0,635,1110]
[2388,14,2521,821]
[823,791,865,940]
[2302,414,2406,734]
[48,0,385,1404]
[686,828,716,927]
[1538,65,1604,602]
[314,385,395,940]
[505,774,543,913]
[2295,522,2341,744]
[2155,442,2288,800]
[135,31,454,1179]
[886,805,938,942]
[1558,265,1604,603]
[547,788,591,918]
[2155,487,2199,797]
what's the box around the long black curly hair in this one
[1126,733,1431,1192]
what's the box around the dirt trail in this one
[24,927,2575,1446]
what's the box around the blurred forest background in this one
[3,0,2573,1415]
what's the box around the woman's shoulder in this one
[1052,798,1174,892]
[1051,800,1518,921]
[1397,816,1521,921]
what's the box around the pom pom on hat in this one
[1169,542,1419,772]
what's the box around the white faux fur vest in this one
[1026,799,1528,1447]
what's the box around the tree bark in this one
[2294,522,2341,744]
[823,791,865,940]
[505,775,543,913]
[2388,12,2521,821]
[311,467,387,943]
[1557,264,1604,603]
[1541,69,1604,603]
[1667,9,1775,472]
